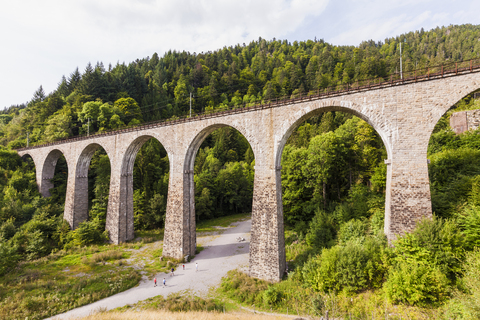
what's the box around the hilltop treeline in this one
[1,24,480,316]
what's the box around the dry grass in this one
[77,310,291,320]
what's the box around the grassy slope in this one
[0,213,250,320]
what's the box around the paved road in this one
[49,219,251,320]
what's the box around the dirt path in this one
[49,219,252,320]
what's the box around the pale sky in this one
[1,0,479,109]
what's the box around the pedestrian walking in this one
[171,267,174,276]
[195,262,198,272]
[154,278,157,287]
[183,264,185,270]
[163,278,166,287]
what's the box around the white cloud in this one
[0,0,329,107]
[0,0,478,109]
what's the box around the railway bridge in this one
[17,62,480,281]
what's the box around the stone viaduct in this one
[17,67,480,282]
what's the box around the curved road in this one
[49,219,251,320]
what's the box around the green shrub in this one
[0,218,16,241]
[302,236,387,293]
[71,217,108,247]
[429,148,480,218]
[395,217,464,281]
[457,205,480,250]
[384,259,449,306]
[470,175,480,207]
[0,147,22,171]
[263,285,281,306]
[306,209,336,249]
[337,219,367,243]
[220,270,268,305]
[0,241,19,276]
[25,230,51,260]
[454,248,480,318]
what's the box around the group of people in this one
[153,262,198,287]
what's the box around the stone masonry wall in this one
[450,109,480,134]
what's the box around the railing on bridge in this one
[17,58,480,152]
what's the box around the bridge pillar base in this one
[162,170,196,260]
[384,152,433,243]
[249,167,286,282]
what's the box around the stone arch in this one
[41,149,69,197]
[184,123,258,172]
[428,87,480,139]
[121,134,171,177]
[76,143,110,178]
[117,134,171,241]
[72,143,112,229]
[275,101,392,168]
[19,152,39,193]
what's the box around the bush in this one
[337,219,367,243]
[25,230,51,260]
[220,270,268,305]
[306,209,336,249]
[71,217,108,247]
[263,285,281,306]
[395,217,464,281]
[302,236,387,293]
[457,205,480,250]
[0,241,19,276]
[384,259,449,306]
[454,248,480,318]
[0,218,16,241]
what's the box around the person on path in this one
[183,264,185,270]
[171,267,174,276]
[163,278,166,287]
[195,262,198,272]
[154,278,157,287]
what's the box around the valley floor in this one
[48,219,252,320]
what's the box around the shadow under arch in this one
[275,105,393,168]
[41,149,69,198]
[71,143,112,229]
[116,134,171,242]
[182,123,257,257]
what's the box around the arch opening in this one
[41,149,68,200]
[427,91,480,220]
[278,110,388,265]
[71,143,112,232]
[128,136,170,235]
[87,146,111,227]
[186,125,255,261]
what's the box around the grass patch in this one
[196,212,250,233]
[115,292,224,313]
[78,310,290,319]
[134,229,164,243]
[0,214,254,320]
[0,245,141,320]
[82,250,125,266]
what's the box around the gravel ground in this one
[48,219,252,320]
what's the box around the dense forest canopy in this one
[1,23,480,316]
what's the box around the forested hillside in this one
[1,23,480,318]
